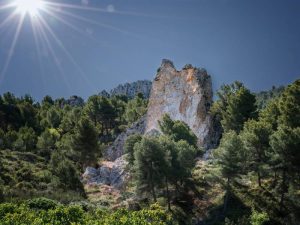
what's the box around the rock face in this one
[145,59,213,148]
[110,80,152,99]
[82,155,129,189]
[105,116,146,161]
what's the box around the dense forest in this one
[0,79,299,225]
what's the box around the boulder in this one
[82,155,129,189]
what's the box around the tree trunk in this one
[165,176,171,211]
[257,170,262,187]
[279,169,287,212]
[223,177,230,215]
[257,147,262,187]
[101,123,104,136]
[175,182,179,199]
[149,163,157,202]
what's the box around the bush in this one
[250,210,269,225]
[0,202,176,225]
[26,197,58,210]
[0,203,17,218]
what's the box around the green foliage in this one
[46,107,62,129]
[259,99,280,130]
[26,197,58,210]
[84,95,117,137]
[175,140,197,176]
[124,134,142,165]
[250,210,269,225]
[0,202,175,225]
[59,107,82,134]
[278,79,300,128]
[13,126,37,151]
[211,81,257,134]
[222,86,257,133]
[255,85,285,109]
[270,126,300,174]
[125,95,148,124]
[37,128,60,151]
[241,120,273,186]
[134,136,166,201]
[214,131,246,181]
[71,117,99,166]
[158,114,198,147]
[50,152,84,192]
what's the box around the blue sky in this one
[0,0,299,100]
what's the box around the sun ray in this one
[0,0,152,89]
[30,12,47,91]
[0,12,25,84]
[43,1,160,18]
[39,7,101,43]
[0,3,15,11]
[37,14,96,92]
[0,10,18,28]
[48,5,135,36]
[34,14,72,93]
[43,1,108,13]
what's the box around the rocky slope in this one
[105,116,146,161]
[145,59,214,148]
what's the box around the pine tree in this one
[71,117,99,167]
[158,114,198,147]
[241,120,272,187]
[270,126,300,211]
[124,134,142,166]
[222,86,257,133]
[214,131,247,213]
[278,79,300,128]
[133,137,166,202]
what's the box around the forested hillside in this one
[0,79,299,225]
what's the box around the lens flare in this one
[14,0,45,16]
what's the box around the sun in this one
[13,0,45,17]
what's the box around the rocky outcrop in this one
[145,59,214,148]
[84,59,216,190]
[82,155,129,189]
[105,116,146,161]
[60,95,85,108]
[99,90,110,98]
[109,80,152,99]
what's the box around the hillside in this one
[0,61,299,225]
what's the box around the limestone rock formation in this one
[82,155,129,189]
[145,59,214,148]
[60,95,84,108]
[109,80,152,99]
[105,116,146,161]
[84,59,215,189]
[99,90,110,98]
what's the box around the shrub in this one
[250,210,269,225]
[26,197,58,210]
